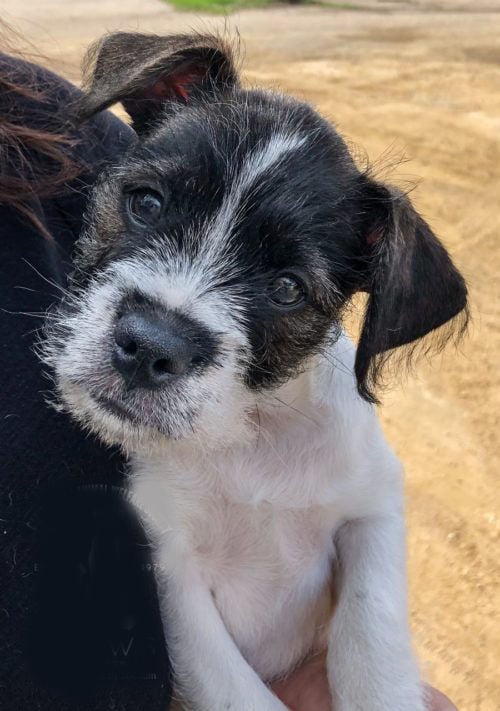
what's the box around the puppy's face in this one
[43,33,467,450]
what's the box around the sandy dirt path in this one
[2,1,499,708]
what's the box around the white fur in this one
[129,334,425,711]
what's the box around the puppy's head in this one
[43,32,467,450]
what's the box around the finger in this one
[270,653,330,710]
[426,685,458,711]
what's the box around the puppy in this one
[43,33,468,710]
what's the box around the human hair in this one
[0,22,82,238]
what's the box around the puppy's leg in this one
[327,514,425,711]
[160,571,288,711]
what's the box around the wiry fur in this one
[41,32,468,711]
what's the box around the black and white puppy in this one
[43,33,468,711]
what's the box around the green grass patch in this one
[166,0,278,13]
[316,1,368,9]
[164,0,368,12]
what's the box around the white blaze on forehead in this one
[238,132,308,193]
[202,131,308,263]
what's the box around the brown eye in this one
[127,189,164,226]
[269,274,306,307]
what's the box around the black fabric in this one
[0,56,171,710]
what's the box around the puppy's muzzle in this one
[113,310,208,390]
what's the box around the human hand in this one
[270,652,457,711]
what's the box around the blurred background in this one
[2,0,498,709]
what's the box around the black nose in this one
[113,311,201,389]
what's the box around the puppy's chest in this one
[189,497,335,587]
[133,445,340,676]
[172,490,336,677]
[159,444,340,590]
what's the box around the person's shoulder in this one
[0,52,78,120]
[0,52,134,164]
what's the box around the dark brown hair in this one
[0,23,82,238]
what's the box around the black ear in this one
[355,182,468,402]
[78,32,238,133]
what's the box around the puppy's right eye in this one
[127,189,164,227]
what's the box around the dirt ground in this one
[3,0,499,708]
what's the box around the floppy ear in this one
[78,32,238,133]
[355,182,468,403]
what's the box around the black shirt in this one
[0,56,171,711]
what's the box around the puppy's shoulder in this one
[315,332,402,490]
[315,331,374,425]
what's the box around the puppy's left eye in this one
[269,274,306,307]
[127,189,164,227]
